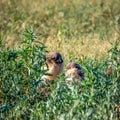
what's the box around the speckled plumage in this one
[65,62,84,86]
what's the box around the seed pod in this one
[106,65,113,75]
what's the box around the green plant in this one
[1,30,120,119]
[0,27,48,119]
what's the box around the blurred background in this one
[0,0,120,61]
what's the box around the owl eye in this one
[55,58,63,64]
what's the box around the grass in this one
[0,0,120,119]
[0,27,120,120]
[0,0,120,60]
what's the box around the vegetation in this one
[0,0,120,60]
[0,26,120,120]
[0,0,120,119]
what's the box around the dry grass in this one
[44,35,118,62]
[0,0,120,61]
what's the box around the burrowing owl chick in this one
[43,52,63,81]
[65,62,84,86]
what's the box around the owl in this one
[65,62,84,87]
[42,52,63,82]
